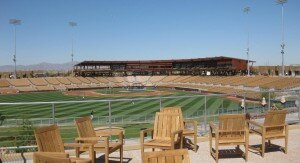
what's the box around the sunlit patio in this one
[1,124,300,163]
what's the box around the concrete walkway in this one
[106,128,300,163]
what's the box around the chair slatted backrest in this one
[75,116,97,143]
[34,153,71,163]
[75,116,97,137]
[264,109,288,134]
[143,149,190,163]
[34,125,65,152]
[153,112,181,140]
[161,107,184,128]
[218,114,246,140]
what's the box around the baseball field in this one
[0,88,240,147]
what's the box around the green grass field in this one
[0,89,240,119]
[0,88,240,147]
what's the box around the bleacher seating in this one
[136,76,150,84]
[16,86,36,92]
[35,86,55,91]
[148,76,166,84]
[44,77,61,85]
[53,85,66,91]
[7,78,31,87]
[86,77,100,84]
[29,78,48,86]
[0,79,11,87]
[66,77,82,85]
[76,77,91,84]
[160,76,180,83]
[56,77,71,85]
[65,85,78,89]
[125,76,136,83]
[0,76,299,96]
[95,77,110,84]
[0,88,18,94]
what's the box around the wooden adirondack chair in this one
[161,107,198,152]
[75,116,124,163]
[140,112,183,156]
[34,124,93,163]
[142,149,190,163]
[33,152,71,163]
[248,109,288,157]
[209,114,249,163]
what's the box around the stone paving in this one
[106,128,300,163]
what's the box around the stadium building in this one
[74,56,253,76]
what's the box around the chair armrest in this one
[141,128,154,136]
[184,119,197,130]
[95,129,123,137]
[64,143,94,159]
[247,120,264,128]
[264,124,287,128]
[140,128,154,144]
[75,137,101,142]
[64,143,93,148]
[95,129,124,144]
[209,122,218,132]
[171,129,183,137]
[34,152,69,158]
[171,129,183,148]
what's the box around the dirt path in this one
[64,89,175,98]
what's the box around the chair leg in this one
[94,151,96,163]
[75,148,80,158]
[105,154,109,163]
[141,145,144,159]
[285,126,288,154]
[215,143,219,163]
[262,137,265,157]
[245,143,249,161]
[285,135,288,154]
[120,147,123,163]
[33,153,37,163]
[194,134,197,152]
[268,140,271,146]
[209,133,212,154]
[105,147,109,163]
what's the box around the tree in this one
[0,113,6,126]
[15,116,35,153]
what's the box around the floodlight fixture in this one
[276,0,287,76]
[9,19,22,79]
[9,19,21,25]
[243,6,250,76]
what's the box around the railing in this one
[0,90,299,153]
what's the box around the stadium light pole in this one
[69,21,77,63]
[244,7,250,76]
[9,19,21,79]
[276,0,287,76]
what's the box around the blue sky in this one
[0,0,299,66]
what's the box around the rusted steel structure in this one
[74,56,254,76]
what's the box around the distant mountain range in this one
[0,61,79,72]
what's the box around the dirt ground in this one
[63,89,175,98]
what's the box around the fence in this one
[0,90,299,152]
